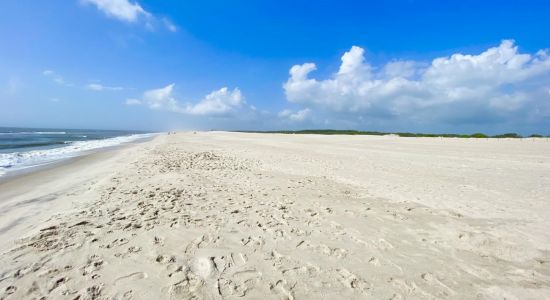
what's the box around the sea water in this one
[0,127,155,177]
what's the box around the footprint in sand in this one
[336,268,370,293]
[5,285,17,295]
[82,255,104,276]
[368,256,381,266]
[218,270,262,297]
[185,234,218,254]
[270,279,295,300]
[296,240,348,259]
[114,272,148,285]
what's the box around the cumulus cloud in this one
[283,40,550,126]
[185,87,244,115]
[141,83,180,111]
[127,84,245,116]
[86,83,124,91]
[278,108,311,122]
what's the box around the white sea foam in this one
[34,131,67,134]
[0,133,155,177]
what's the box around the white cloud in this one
[278,108,311,122]
[142,83,180,111]
[283,40,550,125]
[125,98,141,105]
[42,70,72,86]
[382,60,422,79]
[162,18,177,32]
[82,0,177,32]
[185,87,244,115]
[50,97,61,102]
[82,0,150,22]
[42,71,123,91]
[128,84,245,116]
[86,83,124,91]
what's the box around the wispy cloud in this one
[125,98,141,105]
[162,18,177,32]
[81,0,177,32]
[86,83,124,91]
[42,70,125,92]
[81,0,150,23]
[126,84,245,116]
[42,70,72,86]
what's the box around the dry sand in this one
[0,132,549,299]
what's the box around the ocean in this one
[0,127,155,177]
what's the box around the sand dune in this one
[0,132,549,299]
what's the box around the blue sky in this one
[1,0,550,134]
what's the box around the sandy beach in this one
[0,132,549,299]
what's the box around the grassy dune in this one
[239,130,549,138]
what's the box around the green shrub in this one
[492,133,522,138]
[470,133,488,138]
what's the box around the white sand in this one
[0,132,549,299]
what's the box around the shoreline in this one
[0,133,158,182]
[0,135,161,253]
[0,132,549,298]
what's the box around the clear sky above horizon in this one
[1,0,550,134]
